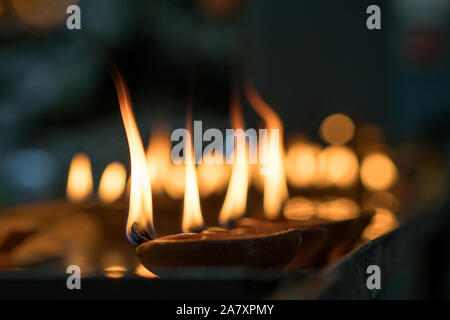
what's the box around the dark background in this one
[0,0,448,204]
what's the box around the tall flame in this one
[113,70,156,242]
[219,85,249,226]
[66,153,93,203]
[244,81,288,219]
[182,108,205,233]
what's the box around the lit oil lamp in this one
[224,82,374,267]
[113,71,302,276]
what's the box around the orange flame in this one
[219,86,249,226]
[146,125,171,195]
[244,81,288,219]
[182,109,205,233]
[197,153,230,197]
[66,153,93,203]
[98,162,127,204]
[113,70,156,242]
[164,164,185,199]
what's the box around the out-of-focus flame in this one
[104,265,127,279]
[66,153,93,203]
[146,125,171,195]
[283,196,315,220]
[98,162,127,204]
[245,81,288,219]
[11,0,77,29]
[360,153,398,191]
[197,152,229,197]
[182,112,205,233]
[164,164,185,199]
[219,87,249,226]
[362,208,398,240]
[316,198,360,221]
[314,146,359,188]
[320,113,355,145]
[113,70,156,242]
[285,142,321,188]
[135,264,158,278]
[364,191,399,213]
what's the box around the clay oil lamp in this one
[227,82,375,268]
[0,221,36,270]
[113,71,301,277]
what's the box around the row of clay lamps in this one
[133,211,373,277]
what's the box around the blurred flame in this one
[11,0,77,29]
[146,126,171,195]
[316,198,360,221]
[113,70,156,242]
[182,112,205,233]
[314,146,359,188]
[104,265,127,279]
[362,208,398,240]
[245,81,288,219]
[283,196,315,220]
[285,142,321,188]
[364,191,400,213]
[98,162,127,204]
[360,153,398,191]
[219,87,249,226]
[164,164,185,199]
[66,153,93,203]
[320,113,355,145]
[197,153,229,197]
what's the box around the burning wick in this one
[130,221,152,244]
[112,68,156,243]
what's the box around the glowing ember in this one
[113,70,156,243]
[219,87,249,226]
[66,153,93,203]
[98,162,127,204]
[360,152,398,191]
[245,81,288,219]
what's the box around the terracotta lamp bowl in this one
[231,224,327,270]
[237,212,373,267]
[136,228,302,277]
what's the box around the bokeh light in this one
[360,153,398,191]
[320,113,355,145]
